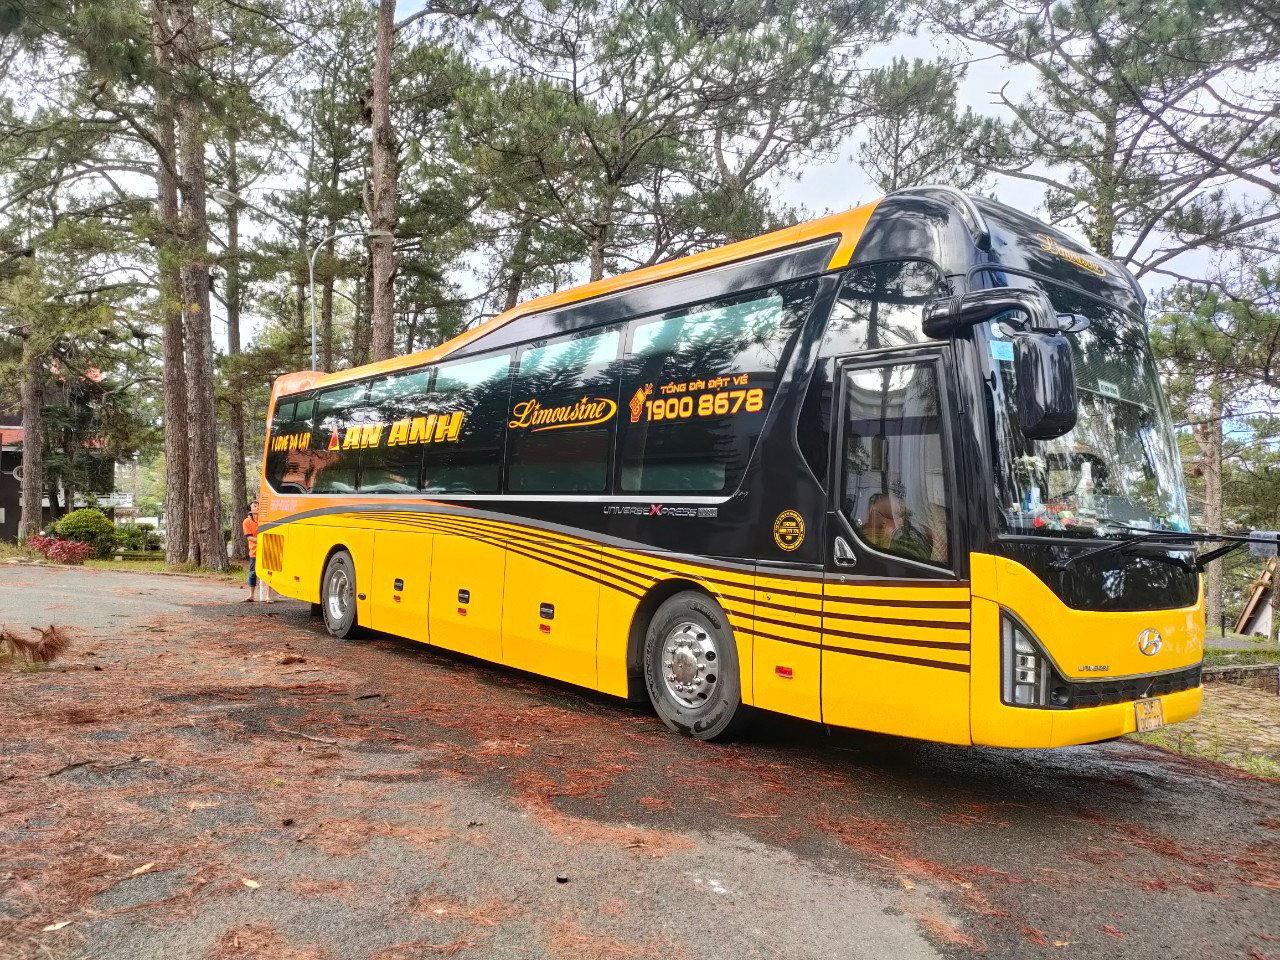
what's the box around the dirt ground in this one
[1,564,1278,960]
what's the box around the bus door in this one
[820,348,973,744]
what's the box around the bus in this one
[257,186,1205,747]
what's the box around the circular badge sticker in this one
[773,510,805,552]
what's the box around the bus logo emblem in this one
[629,384,652,422]
[773,510,805,552]
[1137,629,1162,656]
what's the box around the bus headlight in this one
[1002,613,1049,707]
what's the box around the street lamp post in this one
[209,189,391,373]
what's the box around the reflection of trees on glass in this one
[823,261,949,355]
[426,353,513,493]
[507,328,622,493]
[266,397,323,494]
[265,400,297,491]
[982,269,1189,536]
[362,369,433,493]
[841,362,950,567]
[620,280,816,493]
[311,384,369,494]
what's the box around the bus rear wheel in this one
[321,551,360,640]
[643,591,751,742]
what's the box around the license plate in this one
[1135,697,1164,733]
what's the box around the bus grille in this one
[1064,664,1202,709]
[260,533,284,573]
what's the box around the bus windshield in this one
[981,270,1190,539]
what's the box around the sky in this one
[776,31,1046,220]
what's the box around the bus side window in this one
[505,327,623,494]
[362,368,433,494]
[265,400,295,490]
[820,260,949,357]
[311,383,369,494]
[619,280,815,494]
[424,352,513,494]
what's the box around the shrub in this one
[25,535,94,565]
[53,508,117,558]
[117,521,162,552]
[25,535,57,556]
[45,540,94,564]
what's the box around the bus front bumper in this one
[973,684,1203,748]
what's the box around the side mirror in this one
[923,289,1057,338]
[1013,332,1077,440]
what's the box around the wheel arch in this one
[625,576,736,702]
[320,541,355,579]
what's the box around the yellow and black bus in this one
[257,186,1206,747]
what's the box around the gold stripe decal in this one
[271,507,973,678]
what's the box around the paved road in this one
[1,564,1277,960]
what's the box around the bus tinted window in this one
[820,261,948,356]
[506,328,622,493]
[266,396,317,493]
[798,261,951,485]
[312,383,370,494]
[841,360,951,568]
[424,353,513,493]
[619,281,815,493]
[265,400,295,490]
[360,369,433,493]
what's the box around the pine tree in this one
[927,0,1279,278]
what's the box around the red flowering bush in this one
[25,535,57,555]
[25,536,94,565]
[47,541,94,564]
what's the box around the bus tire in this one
[643,591,751,742]
[320,551,360,640]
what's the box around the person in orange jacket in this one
[242,500,259,602]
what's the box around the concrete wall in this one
[1246,602,1273,639]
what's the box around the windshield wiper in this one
[1052,527,1277,573]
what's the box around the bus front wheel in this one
[321,551,360,640]
[643,591,751,742]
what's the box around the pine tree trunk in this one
[352,264,371,367]
[369,0,398,361]
[588,227,607,283]
[1090,106,1119,259]
[174,0,228,571]
[17,344,44,541]
[1196,390,1224,635]
[295,274,307,334]
[152,0,190,566]
[503,222,532,311]
[225,135,249,561]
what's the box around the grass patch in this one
[83,558,245,582]
[0,651,50,674]
[1205,624,1258,643]
[0,541,39,562]
[1135,726,1280,778]
[1205,648,1280,668]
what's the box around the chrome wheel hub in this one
[661,621,719,707]
[326,567,351,623]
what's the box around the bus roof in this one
[272,187,1140,400]
[273,199,880,397]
